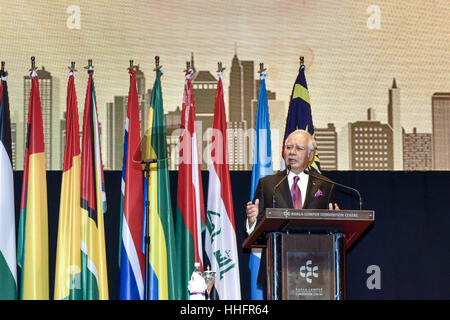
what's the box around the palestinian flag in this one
[0,71,18,300]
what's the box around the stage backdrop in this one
[12,170,450,299]
[1,1,448,172]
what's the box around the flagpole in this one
[143,160,150,301]
[84,59,94,72]
[140,56,163,300]
[29,56,37,72]
[68,61,77,73]
[129,57,152,300]
[257,62,266,74]
[1,61,6,76]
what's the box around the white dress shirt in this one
[246,171,309,235]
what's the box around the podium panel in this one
[243,209,373,300]
[242,209,374,250]
[267,233,345,300]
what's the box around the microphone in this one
[272,165,291,208]
[303,169,363,210]
[138,158,158,164]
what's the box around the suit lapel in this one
[273,170,293,208]
[278,177,293,208]
[303,174,316,208]
[303,172,331,209]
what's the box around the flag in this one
[118,68,145,300]
[205,72,241,299]
[80,68,109,299]
[175,68,206,300]
[282,64,321,173]
[0,72,17,300]
[17,69,49,299]
[54,70,82,300]
[144,68,178,300]
[249,72,273,300]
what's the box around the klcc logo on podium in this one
[299,260,319,283]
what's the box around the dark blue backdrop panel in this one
[12,171,450,299]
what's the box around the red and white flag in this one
[205,72,241,299]
[174,68,206,299]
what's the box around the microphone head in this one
[287,164,291,171]
[303,169,309,174]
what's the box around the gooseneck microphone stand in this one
[141,158,157,300]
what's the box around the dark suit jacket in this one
[250,169,336,296]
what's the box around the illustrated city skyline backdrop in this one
[2,1,448,171]
[9,51,450,172]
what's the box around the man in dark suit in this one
[246,129,339,298]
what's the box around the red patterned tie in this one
[291,176,303,209]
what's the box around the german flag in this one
[80,67,108,299]
[17,69,49,300]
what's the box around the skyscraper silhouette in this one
[191,55,217,169]
[403,127,432,170]
[228,54,255,128]
[432,92,450,169]
[315,123,338,170]
[227,53,256,170]
[387,78,403,170]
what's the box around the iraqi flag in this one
[118,67,145,300]
[54,70,82,300]
[0,72,17,300]
[80,68,109,299]
[205,72,241,300]
[17,69,49,300]
[174,68,206,300]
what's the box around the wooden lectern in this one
[242,209,374,300]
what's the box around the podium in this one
[242,209,374,300]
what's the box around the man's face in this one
[284,132,313,174]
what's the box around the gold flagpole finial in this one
[257,62,266,74]
[1,61,7,76]
[84,59,94,72]
[184,61,191,73]
[154,56,162,71]
[217,62,225,73]
[29,56,37,72]
[299,56,305,67]
[68,61,77,72]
